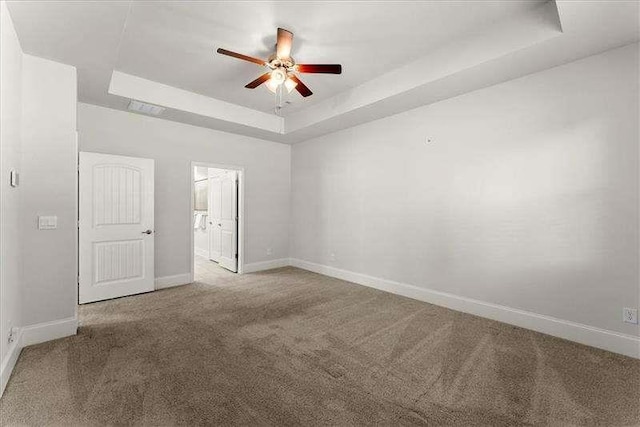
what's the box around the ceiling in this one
[115,1,545,115]
[6,1,640,144]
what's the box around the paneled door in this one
[218,171,238,272]
[208,174,222,263]
[79,152,155,304]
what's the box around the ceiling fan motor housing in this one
[267,53,295,70]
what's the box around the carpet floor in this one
[1,260,639,426]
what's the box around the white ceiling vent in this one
[128,100,165,116]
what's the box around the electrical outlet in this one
[266,247,273,256]
[329,252,336,262]
[7,326,16,344]
[623,308,638,324]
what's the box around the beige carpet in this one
[1,261,639,426]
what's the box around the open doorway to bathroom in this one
[190,162,244,282]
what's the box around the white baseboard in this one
[290,258,640,359]
[1,329,23,398]
[21,316,78,348]
[194,247,209,258]
[155,273,192,290]
[2,316,78,397]
[243,258,291,273]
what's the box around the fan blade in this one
[245,73,271,89]
[289,75,312,97]
[297,64,342,74]
[216,48,266,66]
[276,28,293,59]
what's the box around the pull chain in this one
[274,84,283,116]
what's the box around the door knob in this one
[218,223,222,227]
[142,229,153,234]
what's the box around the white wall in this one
[78,103,291,279]
[1,7,78,393]
[21,54,78,326]
[1,0,23,372]
[291,44,639,338]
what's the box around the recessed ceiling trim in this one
[286,0,563,134]
[109,71,284,134]
[108,1,563,138]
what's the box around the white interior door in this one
[218,171,238,272]
[208,174,222,262]
[79,152,154,304]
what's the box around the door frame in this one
[189,161,245,279]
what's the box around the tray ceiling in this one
[7,1,639,143]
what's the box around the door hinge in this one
[235,253,238,259]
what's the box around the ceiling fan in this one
[216,28,342,98]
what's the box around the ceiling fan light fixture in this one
[284,77,298,94]
[266,68,287,93]
[271,68,286,84]
[266,77,280,93]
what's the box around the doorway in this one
[190,162,244,282]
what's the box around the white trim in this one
[0,329,23,398]
[290,258,640,359]
[155,273,192,290]
[21,316,78,348]
[74,131,79,320]
[243,258,291,273]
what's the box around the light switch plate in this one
[38,216,57,230]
